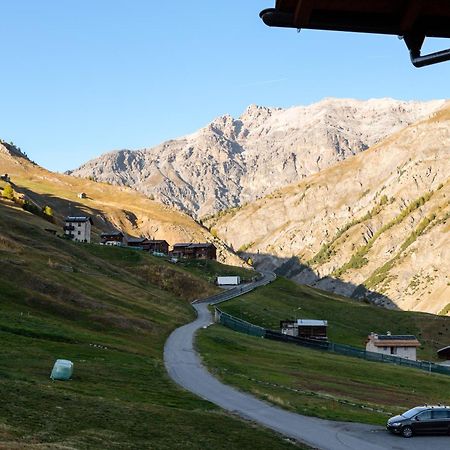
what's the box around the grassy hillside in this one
[198,325,450,426]
[0,143,246,266]
[177,259,256,284]
[0,202,297,449]
[217,278,450,361]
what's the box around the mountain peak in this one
[69,98,446,218]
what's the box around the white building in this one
[217,276,241,286]
[366,332,420,361]
[64,216,92,243]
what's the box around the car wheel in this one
[401,426,413,438]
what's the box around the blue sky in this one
[0,0,449,172]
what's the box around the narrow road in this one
[164,272,449,450]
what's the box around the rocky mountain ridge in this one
[68,98,445,217]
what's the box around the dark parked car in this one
[387,405,450,438]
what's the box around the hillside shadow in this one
[243,252,398,310]
[9,184,137,237]
[5,184,399,311]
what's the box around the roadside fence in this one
[215,308,265,338]
[217,310,450,377]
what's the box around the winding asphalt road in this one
[164,272,449,450]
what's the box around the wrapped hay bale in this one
[50,359,73,381]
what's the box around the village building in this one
[127,237,148,250]
[172,243,216,260]
[100,231,126,246]
[366,332,420,361]
[0,174,10,182]
[127,238,169,253]
[77,192,87,199]
[437,346,450,367]
[149,239,169,254]
[280,319,328,341]
[64,216,92,243]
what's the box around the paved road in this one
[164,272,449,450]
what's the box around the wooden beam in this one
[400,0,423,34]
[294,0,315,27]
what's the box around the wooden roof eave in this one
[373,340,421,347]
[263,2,450,37]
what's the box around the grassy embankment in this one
[0,201,298,450]
[198,326,450,425]
[176,258,256,285]
[197,278,450,425]
[217,278,449,358]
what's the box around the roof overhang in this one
[297,319,328,326]
[373,341,420,347]
[260,1,450,67]
[437,346,450,359]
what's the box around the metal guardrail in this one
[192,271,276,306]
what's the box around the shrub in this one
[2,183,14,200]
[42,205,53,217]
[238,242,255,253]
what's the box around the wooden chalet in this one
[127,238,169,254]
[280,319,328,341]
[172,243,217,260]
[148,239,169,254]
[100,231,126,245]
[437,346,450,360]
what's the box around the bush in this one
[22,201,55,223]
[42,205,53,217]
[42,205,55,223]
[2,183,14,200]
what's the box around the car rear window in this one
[433,410,450,419]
